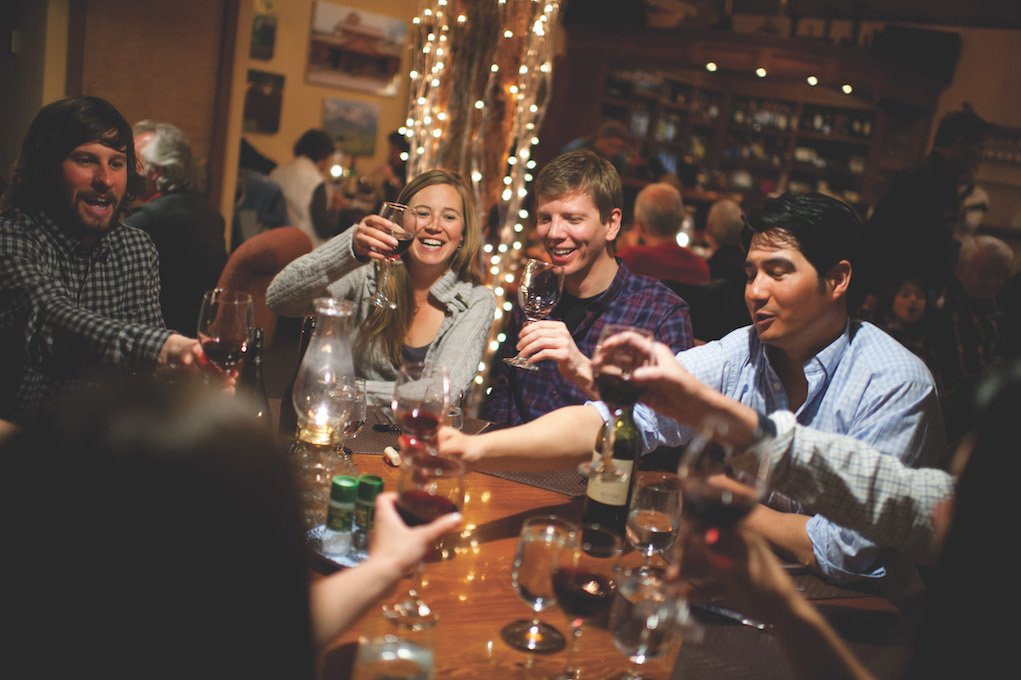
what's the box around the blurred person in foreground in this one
[1,375,460,678]
[482,150,692,426]
[0,95,214,424]
[446,192,945,598]
[126,120,228,336]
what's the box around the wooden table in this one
[310,444,915,680]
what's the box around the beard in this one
[57,188,126,241]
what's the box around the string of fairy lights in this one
[401,0,562,406]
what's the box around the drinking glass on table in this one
[197,288,254,375]
[552,523,623,680]
[384,454,466,630]
[626,472,682,576]
[503,258,564,371]
[370,201,421,310]
[608,568,689,680]
[392,362,452,447]
[501,515,577,653]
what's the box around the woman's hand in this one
[367,491,462,580]
[352,213,400,262]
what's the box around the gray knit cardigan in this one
[266,228,496,408]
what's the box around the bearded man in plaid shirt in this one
[0,96,217,422]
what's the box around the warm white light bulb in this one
[807,75,819,86]
[756,67,767,78]
[706,62,717,72]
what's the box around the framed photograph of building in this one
[306,1,408,96]
[322,97,380,158]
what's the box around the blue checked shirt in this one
[760,411,953,567]
[1,208,172,421]
[484,261,693,426]
[603,320,945,592]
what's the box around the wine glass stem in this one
[562,620,584,679]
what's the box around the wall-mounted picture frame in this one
[242,70,285,134]
[250,0,277,60]
[306,1,408,96]
[323,97,380,158]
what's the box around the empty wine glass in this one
[501,515,576,653]
[503,258,564,371]
[371,201,420,310]
[384,454,466,631]
[392,362,451,447]
[552,523,623,680]
[608,568,688,680]
[196,288,254,375]
[339,378,367,443]
[626,472,682,576]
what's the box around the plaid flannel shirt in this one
[483,261,693,426]
[1,208,172,421]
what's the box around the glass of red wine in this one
[592,324,654,413]
[392,361,451,449]
[385,453,466,630]
[370,201,420,310]
[503,258,564,371]
[197,288,254,376]
[676,422,774,540]
[552,522,623,680]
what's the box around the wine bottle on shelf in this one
[237,326,270,424]
[581,405,641,538]
[278,314,316,436]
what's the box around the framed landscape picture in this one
[322,97,380,158]
[306,1,408,96]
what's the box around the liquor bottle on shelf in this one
[237,326,270,425]
[581,405,641,538]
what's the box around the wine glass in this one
[501,515,576,654]
[446,387,464,432]
[339,378,367,444]
[552,522,623,680]
[392,362,451,447]
[503,258,564,371]
[384,454,466,630]
[608,568,688,680]
[626,472,682,576]
[196,288,254,374]
[676,421,774,538]
[592,324,654,414]
[371,201,420,310]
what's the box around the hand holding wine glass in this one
[592,325,655,412]
[196,288,254,378]
[552,523,622,680]
[677,422,773,540]
[368,201,421,310]
[501,515,576,653]
[385,454,466,630]
[504,258,564,371]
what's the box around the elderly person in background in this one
[0,96,212,423]
[617,182,710,288]
[930,234,1015,441]
[126,121,227,335]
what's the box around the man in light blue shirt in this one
[441,192,944,596]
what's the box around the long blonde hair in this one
[357,169,484,367]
